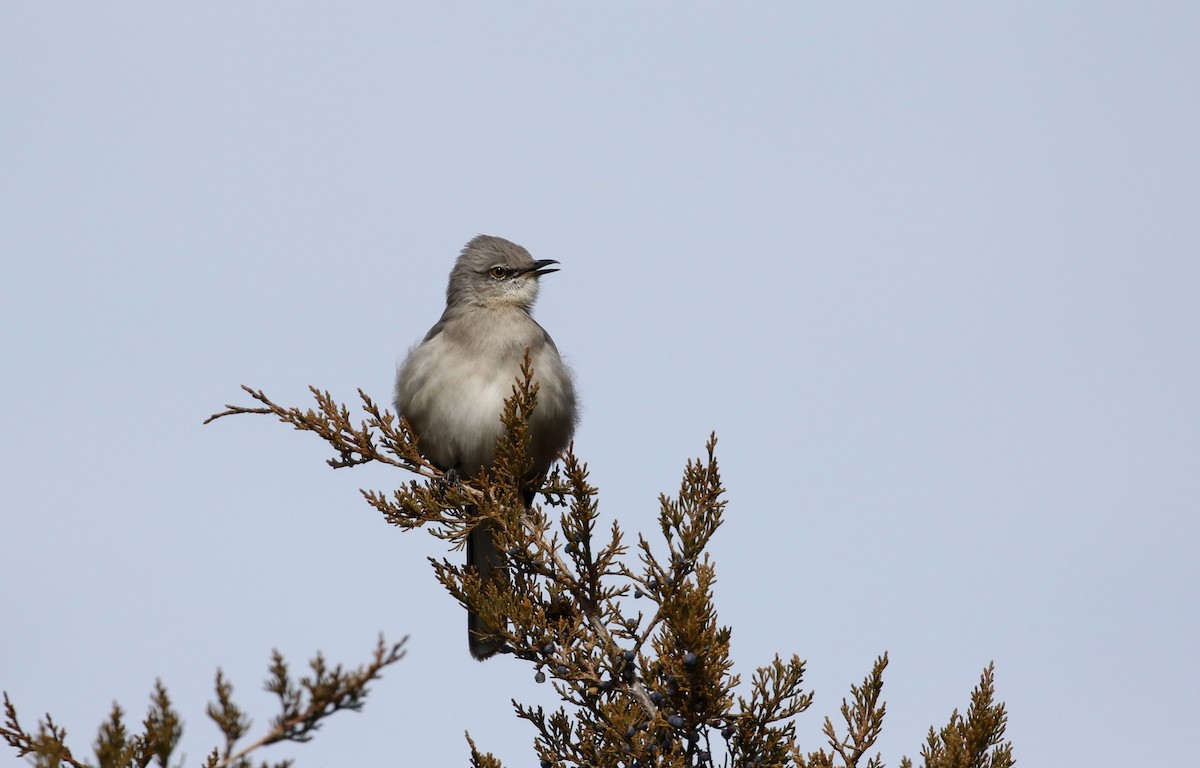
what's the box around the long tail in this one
[466,517,503,660]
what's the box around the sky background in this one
[2,3,1197,766]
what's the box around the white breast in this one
[395,316,575,477]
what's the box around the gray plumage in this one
[394,235,577,659]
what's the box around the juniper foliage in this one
[4,352,1013,767]
[2,637,405,768]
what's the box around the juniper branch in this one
[197,356,1014,768]
[205,635,407,768]
[1,694,89,768]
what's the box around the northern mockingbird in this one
[394,235,577,660]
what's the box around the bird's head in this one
[447,235,559,311]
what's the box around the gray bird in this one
[394,235,577,659]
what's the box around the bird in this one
[394,235,577,659]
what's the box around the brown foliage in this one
[4,354,1013,767]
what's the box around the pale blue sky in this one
[2,4,1197,766]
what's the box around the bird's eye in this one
[488,266,507,279]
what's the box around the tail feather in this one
[466,519,502,660]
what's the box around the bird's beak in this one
[527,259,560,277]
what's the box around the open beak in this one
[527,259,560,277]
